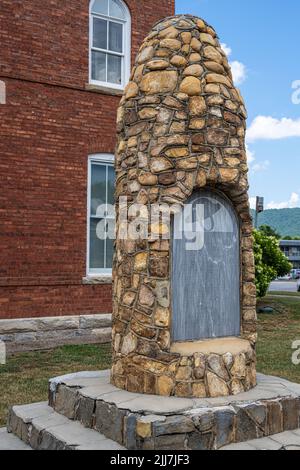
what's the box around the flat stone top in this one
[50,370,300,415]
[170,337,251,355]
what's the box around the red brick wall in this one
[0,0,175,319]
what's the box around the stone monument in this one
[5,16,300,452]
[111,14,257,398]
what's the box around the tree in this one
[282,235,300,240]
[253,229,292,298]
[259,224,281,239]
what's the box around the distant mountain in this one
[251,208,300,237]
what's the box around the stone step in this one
[0,428,31,450]
[222,429,300,450]
[7,402,125,450]
[48,370,300,450]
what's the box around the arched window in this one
[89,0,131,90]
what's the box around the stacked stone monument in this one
[111,14,256,398]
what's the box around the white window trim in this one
[89,0,131,91]
[87,153,115,277]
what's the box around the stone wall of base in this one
[0,314,112,353]
[47,371,300,450]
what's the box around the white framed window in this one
[89,0,131,90]
[87,154,115,276]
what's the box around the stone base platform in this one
[7,402,124,450]
[44,370,300,450]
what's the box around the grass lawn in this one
[267,291,300,297]
[256,294,300,384]
[0,293,300,427]
[0,343,111,427]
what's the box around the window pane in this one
[93,18,107,49]
[107,54,122,84]
[109,21,123,53]
[92,0,108,15]
[106,237,114,269]
[107,165,115,206]
[91,51,106,82]
[91,164,106,215]
[110,0,126,19]
[90,218,105,269]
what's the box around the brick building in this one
[0,0,174,350]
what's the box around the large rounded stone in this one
[160,38,181,50]
[206,372,229,397]
[138,46,154,64]
[147,60,169,70]
[121,333,137,355]
[157,376,174,396]
[192,382,207,398]
[125,82,139,99]
[140,71,178,95]
[206,73,233,88]
[134,252,148,271]
[183,64,204,77]
[207,354,229,381]
[189,96,206,115]
[171,55,187,67]
[154,307,170,327]
[150,157,173,173]
[203,46,223,63]
[165,147,189,158]
[179,77,202,95]
[158,26,179,39]
[139,285,155,307]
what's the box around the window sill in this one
[82,275,113,285]
[85,83,124,97]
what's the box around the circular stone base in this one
[111,337,256,398]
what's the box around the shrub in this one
[253,229,292,298]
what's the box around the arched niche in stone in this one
[172,189,240,342]
[111,14,257,398]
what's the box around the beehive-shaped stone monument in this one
[111,14,257,398]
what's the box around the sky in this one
[176,0,300,209]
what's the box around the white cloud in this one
[249,197,257,210]
[246,144,255,164]
[246,144,269,173]
[267,192,300,209]
[247,116,300,142]
[230,61,247,86]
[251,160,270,173]
[221,43,247,86]
[221,43,232,57]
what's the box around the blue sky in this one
[176,0,300,209]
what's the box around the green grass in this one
[257,294,300,384]
[267,291,300,297]
[1,294,300,428]
[0,343,111,427]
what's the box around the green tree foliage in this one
[253,229,292,298]
[259,224,281,239]
[283,235,300,240]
